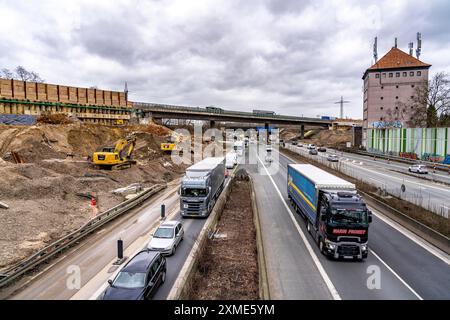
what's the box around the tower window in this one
[411,84,415,88]
[382,73,386,78]
[396,85,399,88]
[381,86,384,89]
[381,97,384,100]
[410,71,414,76]
[396,96,399,99]
[396,72,400,77]
[375,73,380,79]
[380,107,384,110]
[403,72,407,77]
[389,73,393,78]
[417,71,422,76]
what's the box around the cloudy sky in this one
[1,0,449,118]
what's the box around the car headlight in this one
[361,244,367,251]
[183,204,189,209]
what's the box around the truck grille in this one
[339,237,360,243]
[337,245,360,256]
[185,202,201,214]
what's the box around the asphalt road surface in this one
[246,147,449,299]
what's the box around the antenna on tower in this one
[334,96,350,119]
[373,37,378,62]
[408,42,414,55]
[416,32,422,59]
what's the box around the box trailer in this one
[287,164,372,259]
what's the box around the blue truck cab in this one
[287,164,372,260]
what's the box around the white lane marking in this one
[278,149,450,265]
[370,250,423,300]
[257,155,341,300]
[370,209,450,265]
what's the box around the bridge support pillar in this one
[265,122,270,144]
[210,120,216,128]
[300,124,305,140]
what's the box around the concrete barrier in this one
[250,176,270,300]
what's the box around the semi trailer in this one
[180,157,226,218]
[287,164,372,260]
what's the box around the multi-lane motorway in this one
[3,145,449,300]
[250,147,449,299]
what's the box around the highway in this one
[328,148,450,185]
[287,144,450,217]
[4,146,449,300]
[246,147,450,299]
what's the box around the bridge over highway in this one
[133,102,332,137]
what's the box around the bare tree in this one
[0,66,44,82]
[397,72,450,127]
[1,68,13,79]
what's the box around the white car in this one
[307,144,316,149]
[147,221,184,255]
[226,152,237,169]
[408,164,428,174]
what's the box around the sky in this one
[1,0,449,119]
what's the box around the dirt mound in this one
[0,122,187,271]
[37,113,74,125]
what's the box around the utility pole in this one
[334,96,350,119]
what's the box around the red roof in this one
[369,47,431,70]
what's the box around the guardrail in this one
[0,184,166,289]
[360,191,449,255]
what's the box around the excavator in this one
[92,134,137,169]
[160,132,183,154]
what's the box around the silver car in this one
[327,154,339,162]
[408,164,428,174]
[147,220,184,255]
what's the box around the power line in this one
[334,96,350,119]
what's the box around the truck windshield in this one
[329,208,368,225]
[182,188,207,197]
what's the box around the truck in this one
[180,157,226,218]
[287,164,372,260]
[233,140,244,156]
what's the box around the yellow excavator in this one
[160,132,182,154]
[93,134,137,169]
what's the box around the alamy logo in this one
[366,265,381,290]
[66,265,81,290]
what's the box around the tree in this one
[399,72,450,127]
[426,105,438,127]
[0,66,44,82]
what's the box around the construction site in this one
[0,114,191,272]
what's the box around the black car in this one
[291,141,298,145]
[101,250,166,300]
[309,149,318,155]
[318,147,327,152]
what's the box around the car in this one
[147,220,184,255]
[309,149,318,155]
[318,147,327,152]
[101,250,166,300]
[307,144,316,149]
[266,145,273,152]
[291,141,298,146]
[327,154,339,162]
[408,164,428,174]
